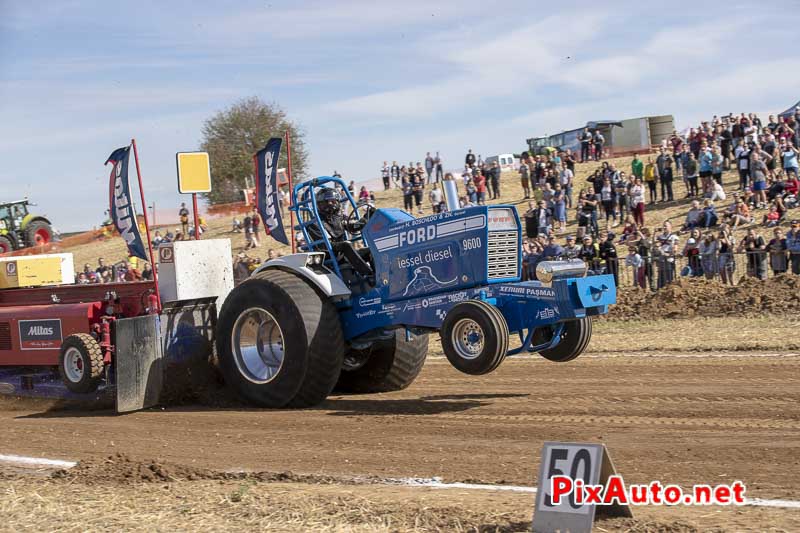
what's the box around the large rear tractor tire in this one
[440,300,509,375]
[0,236,13,254]
[336,330,428,393]
[537,317,593,362]
[25,220,53,246]
[215,270,344,408]
[59,333,104,394]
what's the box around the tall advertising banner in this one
[106,146,149,261]
[255,137,289,245]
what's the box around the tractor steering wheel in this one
[346,203,376,230]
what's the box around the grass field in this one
[591,316,800,352]
[4,476,796,532]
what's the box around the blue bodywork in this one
[291,177,616,355]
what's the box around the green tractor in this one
[0,200,55,254]
[525,136,557,157]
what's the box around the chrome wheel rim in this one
[231,307,285,384]
[64,347,84,383]
[451,319,485,360]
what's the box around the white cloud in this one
[326,13,609,118]
[324,10,789,124]
[0,83,238,114]
[210,1,487,42]
[510,102,611,131]
[0,109,208,153]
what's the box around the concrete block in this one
[157,239,233,307]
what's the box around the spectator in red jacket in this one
[474,172,487,205]
[785,171,799,195]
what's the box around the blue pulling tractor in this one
[215,177,616,408]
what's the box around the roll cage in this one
[291,176,369,279]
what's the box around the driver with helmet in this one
[309,188,373,277]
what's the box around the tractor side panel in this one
[364,208,489,302]
[340,275,615,340]
[0,302,102,366]
[487,275,617,333]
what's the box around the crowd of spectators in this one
[233,248,286,285]
[516,109,800,288]
[381,152,445,192]
[577,127,606,162]
[457,155,509,206]
[374,109,800,289]
[381,157,449,215]
[231,209,263,249]
[76,256,152,284]
[147,204,209,246]
[215,109,800,290]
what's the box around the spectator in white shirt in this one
[429,184,444,214]
[630,178,646,226]
[625,245,645,288]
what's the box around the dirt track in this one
[1,350,799,530]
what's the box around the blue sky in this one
[1,1,798,231]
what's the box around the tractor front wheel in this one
[25,220,53,246]
[216,270,344,408]
[58,334,104,394]
[440,300,508,375]
[0,235,13,254]
[336,330,428,393]
[537,318,593,362]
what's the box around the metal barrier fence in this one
[609,251,799,289]
[524,251,799,289]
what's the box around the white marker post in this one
[532,442,631,533]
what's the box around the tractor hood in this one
[362,206,522,302]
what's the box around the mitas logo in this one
[18,319,62,350]
[28,325,54,336]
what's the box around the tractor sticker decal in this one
[421,290,469,309]
[159,245,174,264]
[5,262,17,277]
[397,245,454,269]
[421,294,447,308]
[374,214,486,251]
[403,301,423,312]
[497,285,556,299]
[373,233,400,252]
[436,214,485,237]
[358,296,381,307]
[18,319,62,350]
[398,209,460,229]
[535,306,560,320]
[378,303,400,316]
[487,208,517,231]
[403,266,458,297]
